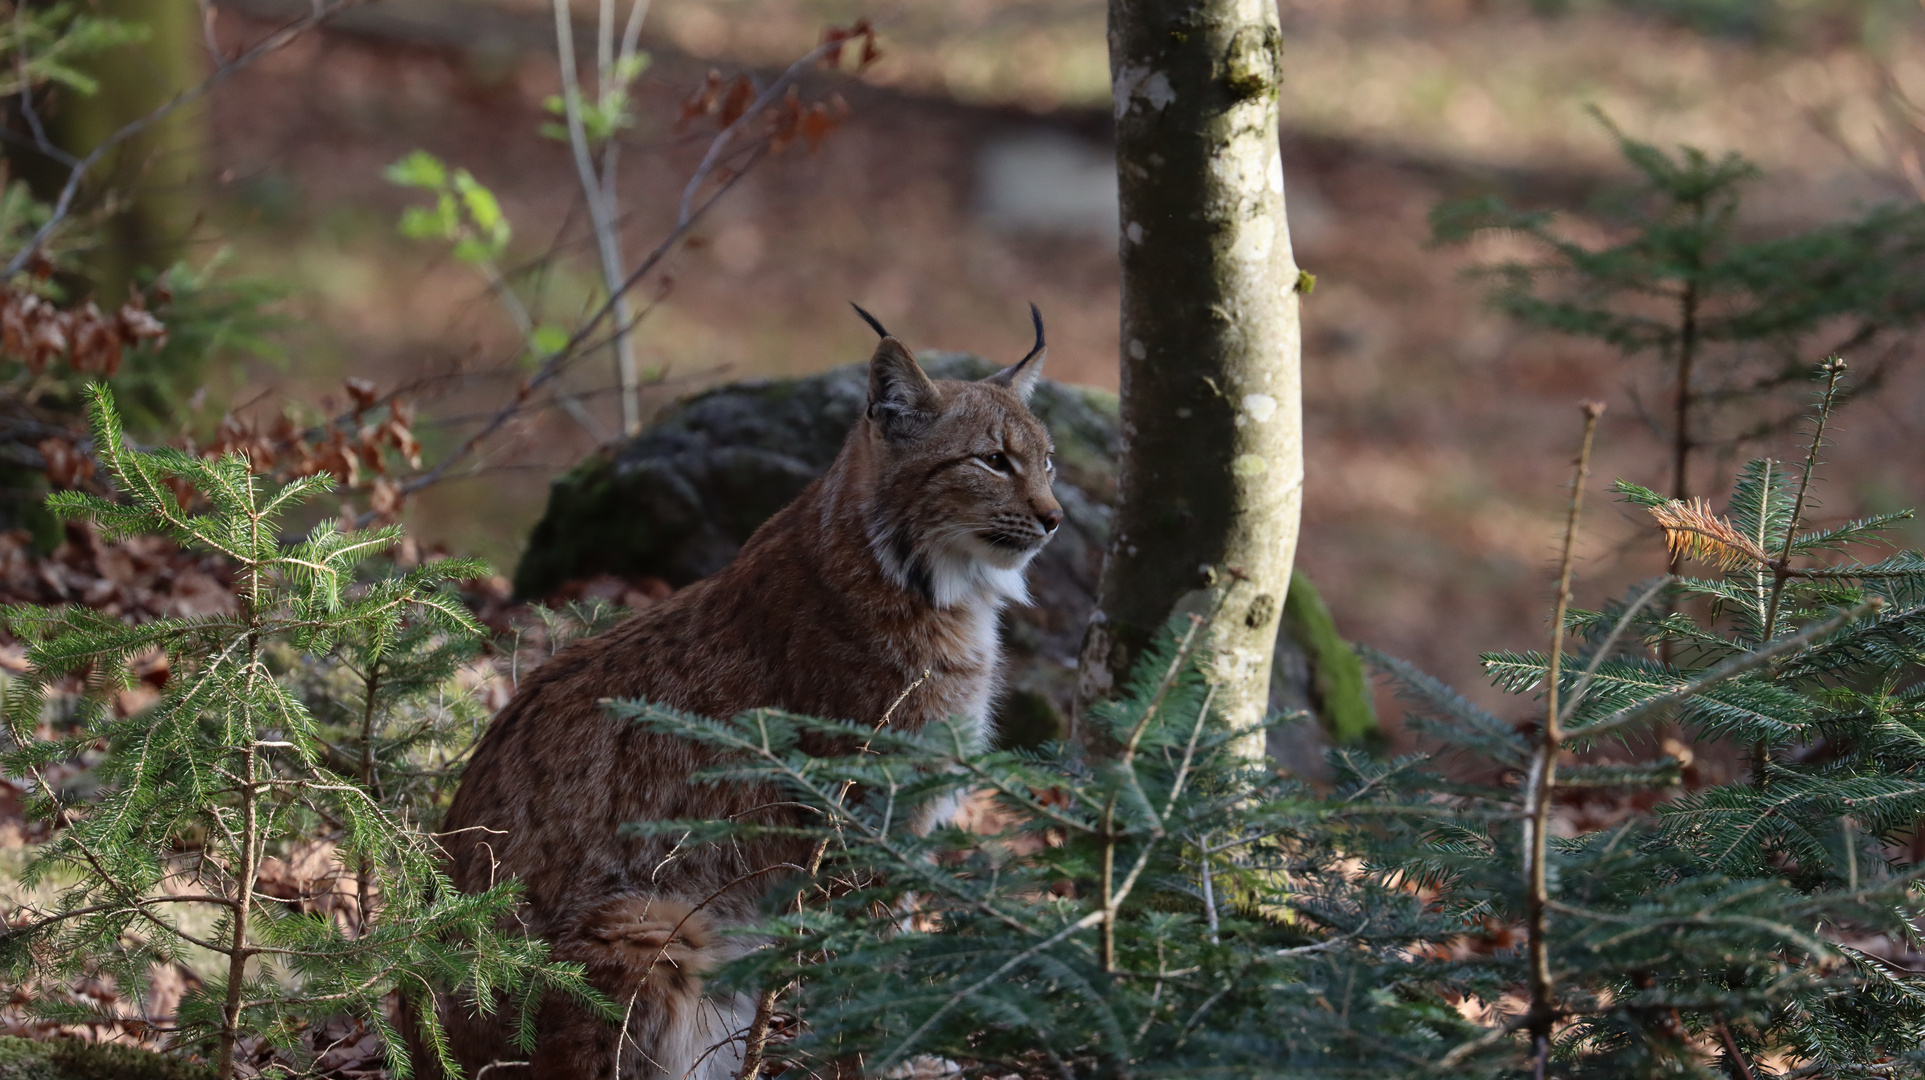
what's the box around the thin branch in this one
[10,3,75,168]
[1761,358,1848,644]
[1524,402,1603,1076]
[873,908,1108,1075]
[552,0,643,436]
[1427,1015,1535,1074]
[397,33,844,498]
[635,862,807,986]
[1715,1015,1760,1080]
[676,41,841,228]
[397,145,764,498]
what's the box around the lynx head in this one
[853,304,1063,609]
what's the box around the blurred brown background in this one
[180,0,1925,717]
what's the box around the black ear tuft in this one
[851,303,890,340]
[867,337,940,437]
[983,302,1046,404]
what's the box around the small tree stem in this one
[1101,818,1117,973]
[215,537,271,1080]
[217,743,261,1080]
[356,660,381,934]
[1671,280,1699,511]
[736,985,781,1080]
[1761,359,1847,644]
[1526,402,1603,1069]
[1199,832,1219,946]
[1715,1015,1758,1080]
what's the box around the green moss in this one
[0,1038,59,1080]
[1283,570,1380,748]
[993,688,1063,751]
[0,1037,216,1080]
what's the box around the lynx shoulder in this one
[417,308,1063,1080]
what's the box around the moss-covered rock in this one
[514,354,1373,761]
[0,1037,215,1080]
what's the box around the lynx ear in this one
[984,302,1046,404]
[867,336,940,436]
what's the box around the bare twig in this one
[676,40,841,228]
[1428,1015,1536,1074]
[877,907,1108,1074]
[1713,1015,1759,1080]
[397,146,764,499]
[1523,402,1603,1078]
[1760,358,1848,644]
[402,35,844,498]
[9,3,75,168]
[735,982,782,1080]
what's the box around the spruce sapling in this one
[0,385,599,1079]
[1434,116,1925,515]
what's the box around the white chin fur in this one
[868,520,1043,609]
[927,542,1034,609]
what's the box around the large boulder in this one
[515,354,1373,760]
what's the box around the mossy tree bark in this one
[50,0,204,302]
[1077,0,1304,760]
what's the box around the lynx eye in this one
[983,451,1013,473]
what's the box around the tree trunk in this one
[51,0,205,302]
[1076,0,1304,760]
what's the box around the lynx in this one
[414,308,1063,1079]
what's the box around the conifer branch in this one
[876,908,1109,1073]
[3,388,588,1074]
[739,668,931,1080]
[1559,575,1673,726]
[1104,612,1206,971]
[1574,598,1880,739]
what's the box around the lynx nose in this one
[1038,508,1064,534]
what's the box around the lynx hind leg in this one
[546,893,751,1080]
[402,976,530,1080]
[398,980,520,1080]
[396,989,450,1080]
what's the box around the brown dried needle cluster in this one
[1649,497,1771,572]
